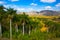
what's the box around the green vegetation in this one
[0,5,60,40]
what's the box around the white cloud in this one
[15,7,25,11]
[3,5,10,8]
[3,4,25,12]
[0,1,5,4]
[30,3,37,6]
[56,3,60,7]
[45,6,53,10]
[28,8,34,10]
[9,0,19,2]
[3,4,37,12]
[3,4,17,8]
[40,0,56,3]
[27,8,34,11]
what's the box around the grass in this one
[51,38,60,40]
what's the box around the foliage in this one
[0,5,60,40]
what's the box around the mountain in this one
[39,10,60,16]
[19,10,60,16]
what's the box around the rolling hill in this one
[39,10,60,16]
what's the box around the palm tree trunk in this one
[29,26,30,35]
[47,28,50,40]
[15,24,18,32]
[10,19,12,40]
[23,23,24,35]
[0,23,2,37]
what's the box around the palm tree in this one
[0,14,2,37]
[20,12,29,35]
[12,14,20,32]
[0,5,5,37]
[28,19,37,35]
[28,20,32,35]
[26,18,33,35]
[6,8,17,40]
[26,17,39,35]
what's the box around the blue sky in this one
[0,0,60,12]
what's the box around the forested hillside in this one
[0,5,60,40]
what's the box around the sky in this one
[0,0,60,12]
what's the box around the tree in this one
[27,17,39,35]
[20,12,29,35]
[0,5,6,37]
[28,19,33,35]
[6,8,17,40]
[12,14,20,32]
